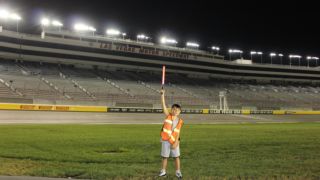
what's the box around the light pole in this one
[41,18,50,39]
[278,54,283,65]
[89,26,96,36]
[270,53,276,65]
[250,51,256,60]
[52,20,63,32]
[74,23,96,37]
[289,55,301,68]
[10,13,21,33]
[257,52,263,63]
[0,10,21,33]
[250,51,263,63]
[122,33,126,40]
[306,56,319,68]
[228,49,243,61]
[289,55,292,67]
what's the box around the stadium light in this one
[51,20,63,32]
[306,56,319,68]
[41,18,50,27]
[74,23,96,31]
[74,24,93,31]
[160,37,178,46]
[228,49,243,60]
[0,9,9,19]
[0,9,21,32]
[229,49,243,53]
[40,18,50,39]
[137,34,150,41]
[41,18,63,35]
[250,51,263,63]
[270,53,277,64]
[289,54,302,67]
[278,54,284,65]
[211,46,220,55]
[106,29,120,36]
[10,13,21,33]
[122,33,126,39]
[307,56,319,60]
[186,42,200,49]
[88,26,96,32]
[52,20,63,27]
[211,46,220,51]
[9,13,21,21]
[74,23,96,36]
[250,51,256,61]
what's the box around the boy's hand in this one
[171,140,179,149]
[160,89,165,95]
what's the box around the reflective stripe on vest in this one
[163,128,172,135]
[170,136,175,142]
[164,120,173,124]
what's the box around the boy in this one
[159,89,184,179]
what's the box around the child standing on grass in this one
[158,89,184,179]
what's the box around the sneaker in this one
[158,169,166,177]
[176,171,182,179]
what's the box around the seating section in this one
[0,59,320,109]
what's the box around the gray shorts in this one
[161,140,180,158]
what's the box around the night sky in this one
[1,0,319,62]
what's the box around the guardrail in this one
[0,103,106,112]
[1,103,320,115]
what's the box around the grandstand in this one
[1,58,320,110]
[0,28,320,110]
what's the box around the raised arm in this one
[160,89,170,116]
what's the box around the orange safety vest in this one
[160,114,184,145]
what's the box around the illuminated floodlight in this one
[9,13,21,21]
[278,53,284,57]
[88,26,96,32]
[41,18,50,26]
[270,53,277,57]
[186,42,199,48]
[212,46,220,51]
[160,37,177,44]
[251,51,263,55]
[137,34,145,39]
[307,56,319,60]
[74,23,95,32]
[52,20,63,27]
[0,10,21,21]
[229,49,243,53]
[289,55,302,58]
[0,9,9,19]
[106,29,120,36]
[137,34,150,40]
